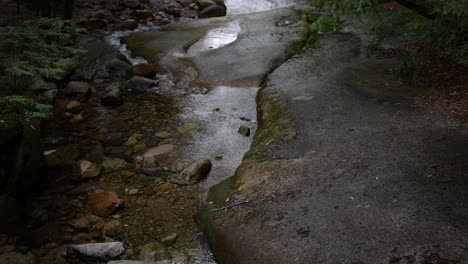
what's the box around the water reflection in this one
[186,21,241,57]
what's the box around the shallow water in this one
[186,21,241,57]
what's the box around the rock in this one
[180,159,212,184]
[128,188,139,195]
[199,4,226,18]
[120,19,138,30]
[93,9,118,22]
[101,88,123,106]
[125,132,143,145]
[197,0,216,8]
[71,215,103,231]
[138,242,170,262]
[142,144,175,157]
[38,89,58,104]
[135,9,153,20]
[122,0,140,9]
[87,189,123,217]
[161,233,177,246]
[77,35,128,80]
[155,131,171,139]
[69,114,84,124]
[0,252,34,264]
[128,63,157,78]
[109,59,132,76]
[102,158,126,171]
[102,220,122,238]
[238,125,250,137]
[120,170,135,178]
[126,76,158,94]
[71,242,125,259]
[63,81,91,98]
[66,100,82,113]
[77,160,102,179]
[165,7,182,17]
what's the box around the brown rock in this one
[180,159,212,184]
[69,114,83,124]
[87,189,122,217]
[66,100,82,113]
[128,63,158,78]
[120,170,136,178]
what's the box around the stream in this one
[33,0,301,263]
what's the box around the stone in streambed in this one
[102,158,126,171]
[138,242,170,262]
[180,159,212,184]
[71,242,125,259]
[127,76,158,94]
[87,189,123,217]
[77,160,102,179]
[128,63,158,78]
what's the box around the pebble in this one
[128,188,139,195]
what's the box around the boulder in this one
[197,0,216,9]
[128,63,158,78]
[76,35,128,80]
[180,159,212,184]
[71,242,125,259]
[93,9,118,22]
[126,76,158,93]
[63,81,91,98]
[199,4,226,18]
[87,189,122,217]
[109,59,132,77]
[101,88,123,106]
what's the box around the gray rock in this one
[76,35,128,80]
[0,252,34,264]
[93,9,118,22]
[197,0,216,8]
[135,9,153,20]
[126,76,158,93]
[101,88,123,106]
[109,59,132,77]
[180,159,212,184]
[199,4,226,18]
[77,160,102,179]
[38,89,58,104]
[63,81,91,98]
[71,242,125,258]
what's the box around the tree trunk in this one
[64,0,74,20]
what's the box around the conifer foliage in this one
[0,18,85,87]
